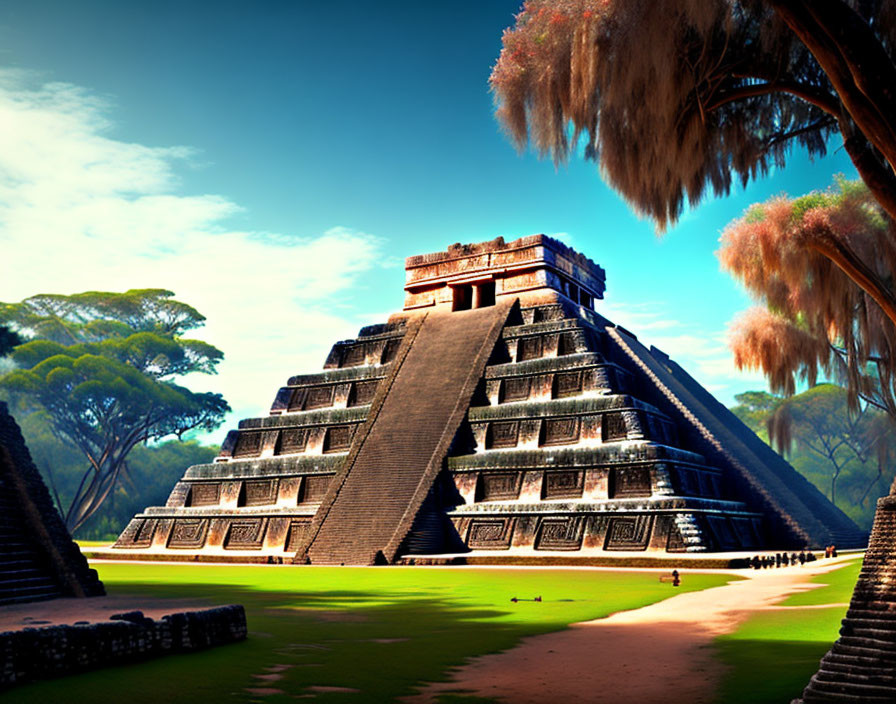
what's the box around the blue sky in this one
[0,2,859,440]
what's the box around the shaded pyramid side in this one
[0,402,104,604]
[606,326,865,549]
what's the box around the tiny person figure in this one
[831,544,838,558]
[799,550,807,566]
[672,569,680,587]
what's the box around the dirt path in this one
[409,558,856,704]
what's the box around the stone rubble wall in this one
[0,604,247,689]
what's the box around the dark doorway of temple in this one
[452,284,473,311]
[476,281,496,308]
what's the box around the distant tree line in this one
[731,385,895,530]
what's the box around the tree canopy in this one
[491,1,896,329]
[0,290,229,532]
[491,0,896,226]
[731,386,894,527]
[720,177,896,422]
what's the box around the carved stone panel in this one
[501,377,531,403]
[604,515,654,551]
[477,472,521,501]
[305,385,335,409]
[553,371,583,398]
[241,479,279,507]
[224,518,268,550]
[536,517,584,550]
[299,474,331,503]
[706,516,740,550]
[730,517,759,548]
[323,425,353,453]
[557,332,579,356]
[233,431,263,458]
[676,467,695,495]
[611,467,652,498]
[487,421,519,449]
[602,412,627,442]
[342,343,367,367]
[285,518,312,552]
[120,518,157,548]
[348,380,378,407]
[189,482,221,507]
[665,519,688,553]
[276,428,308,455]
[380,339,401,364]
[517,336,543,361]
[288,388,307,412]
[541,417,580,446]
[542,470,584,499]
[467,518,515,550]
[167,519,210,549]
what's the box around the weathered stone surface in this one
[115,235,864,564]
[0,403,103,604]
[0,604,246,688]
[794,488,896,703]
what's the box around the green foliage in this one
[0,564,733,703]
[731,391,783,441]
[0,289,206,344]
[0,289,229,532]
[731,387,893,529]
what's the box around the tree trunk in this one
[769,0,896,177]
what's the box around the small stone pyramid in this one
[0,403,104,604]
[115,235,865,564]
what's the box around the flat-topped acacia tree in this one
[491,0,896,324]
[0,290,229,533]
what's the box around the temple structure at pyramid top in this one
[402,235,605,312]
[114,234,865,565]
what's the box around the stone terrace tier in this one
[115,235,864,563]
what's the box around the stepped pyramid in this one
[114,235,864,564]
[794,481,896,703]
[0,403,104,604]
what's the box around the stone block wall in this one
[0,605,247,689]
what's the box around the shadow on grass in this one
[714,639,830,704]
[0,582,580,704]
[1,566,733,704]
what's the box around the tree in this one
[730,386,895,526]
[768,384,895,518]
[730,390,783,439]
[490,1,896,325]
[0,326,21,357]
[0,290,229,532]
[720,178,896,421]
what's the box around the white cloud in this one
[0,70,385,440]
[598,300,768,405]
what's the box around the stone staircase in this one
[795,491,896,702]
[302,303,514,565]
[0,477,63,605]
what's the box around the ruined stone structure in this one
[0,403,104,604]
[794,482,896,702]
[115,235,864,564]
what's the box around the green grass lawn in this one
[3,563,732,704]
[714,557,862,704]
